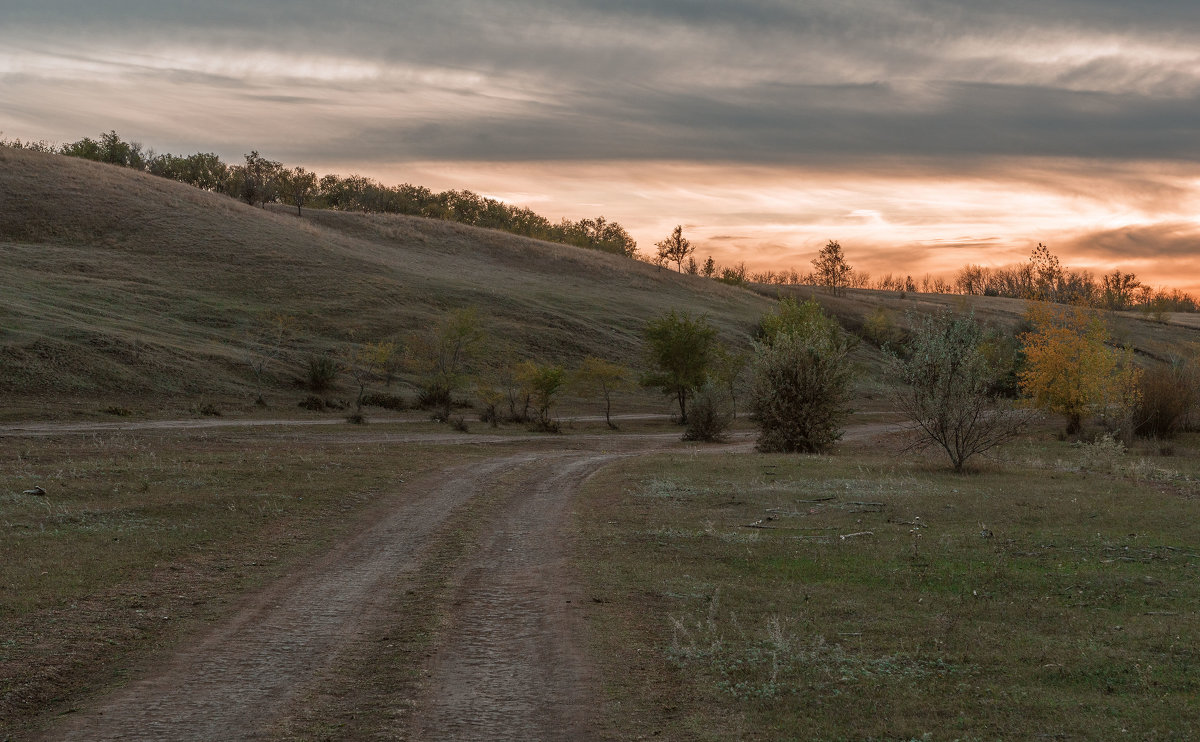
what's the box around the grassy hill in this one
[4,146,1199,422]
[0,148,775,419]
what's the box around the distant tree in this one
[149,152,228,191]
[571,356,630,429]
[750,299,854,452]
[1028,243,1063,301]
[641,310,718,423]
[1101,270,1142,311]
[888,312,1030,472]
[277,166,318,216]
[812,240,851,295]
[516,361,565,432]
[718,262,747,285]
[685,257,699,275]
[701,256,717,278]
[244,313,292,406]
[408,308,484,421]
[1019,303,1141,435]
[61,130,147,169]
[576,216,638,257]
[229,151,282,206]
[655,225,694,272]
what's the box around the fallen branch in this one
[846,501,885,508]
[839,531,874,540]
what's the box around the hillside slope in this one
[0,148,774,417]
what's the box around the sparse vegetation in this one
[570,356,630,430]
[305,354,339,392]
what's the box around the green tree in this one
[571,356,630,429]
[408,308,484,421]
[888,312,1029,472]
[516,361,565,432]
[642,310,718,423]
[811,239,851,296]
[277,166,318,216]
[655,225,694,273]
[750,299,854,452]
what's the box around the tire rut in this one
[412,452,622,741]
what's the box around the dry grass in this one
[0,147,772,417]
[0,424,478,736]
[576,432,1200,740]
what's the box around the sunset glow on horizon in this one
[4,1,1200,291]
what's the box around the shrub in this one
[306,354,339,392]
[417,381,453,412]
[888,312,1029,472]
[682,382,734,442]
[1134,362,1197,439]
[750,301,854,453]
[861,307,903,348]
[360,392,407,411]
[298,395,325,411]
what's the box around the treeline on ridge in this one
[2,130,638,258]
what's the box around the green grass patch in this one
[576,441,1200,740]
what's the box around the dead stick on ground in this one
[839,531,874,540]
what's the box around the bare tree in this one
[655,225,694,273]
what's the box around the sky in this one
[3,0,1200,289]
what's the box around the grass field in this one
[576,430,1200,740]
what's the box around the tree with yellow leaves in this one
[1019,303,1141,435]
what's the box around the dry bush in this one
[682,382,734,442]
[1134,362,1198,439]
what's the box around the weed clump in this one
[305,354,339,392]
[360,392,406,411]
[682,382,733,442]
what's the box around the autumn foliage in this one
[1018,303,1141,435]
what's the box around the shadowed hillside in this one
[0,148,774,418]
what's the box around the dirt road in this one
[31,418,904,740]
[39,442,638,741]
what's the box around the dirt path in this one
[32,420,905,740]
[38,442,645,741]
[411,453,619,741]
[42,452,546,741]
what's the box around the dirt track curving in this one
[33,420,903,741]
[37,441,643,741]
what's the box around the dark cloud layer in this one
[6,1,1200,165]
